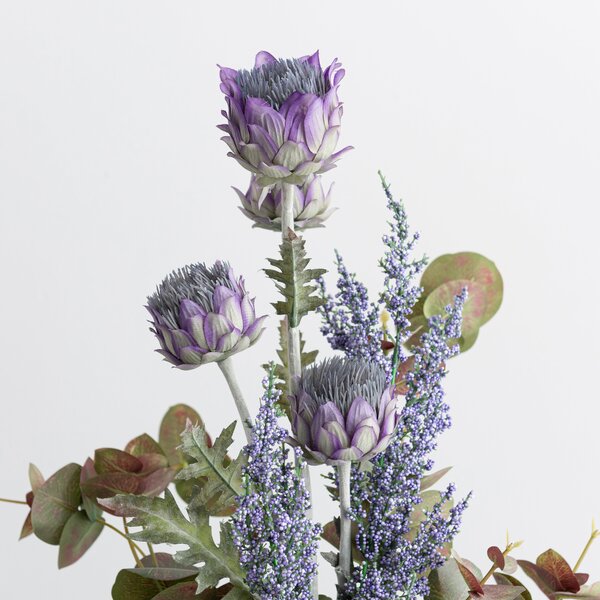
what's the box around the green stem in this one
[0,497,28,506]
[96,518,145,566]
[281,182,316,600]
[337,461,353,589]
[574,523,600,572]
[218,357,253,444]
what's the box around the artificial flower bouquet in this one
[2,50,599,600]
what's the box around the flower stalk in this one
[218,357,253,444]
[337,460,353,588]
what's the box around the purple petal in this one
[244,314,267,342]
[179,298,205,323]
[203,313,234,351]
[212,285,236,310]
[303,97,326,153]
[351,425,378,454]
[219,295,243,330]
[248,124,279,159]
[186,314,207,349]
[240,295,256,330]
[345,397,376,436]
[179,346,207,365]
[273,141,311,170]
[254,51,277,68]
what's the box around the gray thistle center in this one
[148,261,232,329]
[236,58,328,110]
[300,357,387,413]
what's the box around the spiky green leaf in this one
[102,490,248,595]
[176,423,244,516]
[264,230,326,327]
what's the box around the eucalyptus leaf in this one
[159,404,206,468]
[58,510,103,568]
[31,463,82,545]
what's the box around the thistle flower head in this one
[290,357,398,465]
[234,174,335,230]
[147,261,266,369]
[219,50,352,186]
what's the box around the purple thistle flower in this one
[234,174,335,231]
[232,371,320,600]
[146,261,266,369]
[219,51,352,186]
[345,293,470,600]
[290,358,399,465]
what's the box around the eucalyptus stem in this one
[574,521,600,572]
[337,460,353,588]
[218,357,253,444]
[0,497,28,506]
[96,518,145,566]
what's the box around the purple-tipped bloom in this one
[219,50,352,186]
[147,261,266,370]
[290,358,399,465]
[234,174,335,230]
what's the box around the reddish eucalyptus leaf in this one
[125,433,165,457]
[28,463,45,493]
[576,574,591,586]
[159,404,207,467]
[94,448,143,475]
[488,546,506,570]
[518,560,559,597]
[428,558,470,600]
[494,572,533,600]
[395,355,415,395]
[138,453,170,474]
[80,458,103,521]
[81,472,140,499]
[470,585,527,599]
[424,279,487,338]
[420,466,452,491]
[136,467,177,497]
[111,568,164,600]
[58,510,103,568]
[31,463,82,545]
[152,582,199,599]
[420,252,503,324]
[19,512,33,540]
[536,549,580,593]
[457,560,484,594]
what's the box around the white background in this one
[1,1,599,598]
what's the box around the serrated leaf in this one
[58,510,103,568]
[264,230,326,327]
[102,490,248,594]
[176,423,244,516]
[31,463,82,545]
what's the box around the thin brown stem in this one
[0,497,28,506]
[96,518,145,566]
